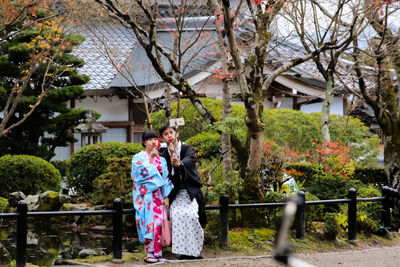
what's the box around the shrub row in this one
[66,142,142,195]
[0,155,61,197]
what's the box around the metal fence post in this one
[112,198,123,262]
[348,188,357,242]
[219,195,229,248]
[295,191,305,240]
[381,186,391,228]
[17,200,27,267]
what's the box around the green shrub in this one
[305,193,323,230]
[186,131,221,159]
[204,210,220,245]
[323,213,339,240]
[357,186,382,226]
[92,157,132,207]
[0,197,8,212]
[50,160,67,177]
[0,155,61,197]
[264,191,286,229]
[285,162,363,206]
[357,214,378,235]
[66,142,142,195]
[353,167,387,187]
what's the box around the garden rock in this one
[8,191,25,207]
[78,248,98,258]
[59,193,72,204]
[37,191,62,211]
[25,195,39,211]
[27,231,39,245]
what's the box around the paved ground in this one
[72,245,400,267]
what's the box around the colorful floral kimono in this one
[131,151,173,243]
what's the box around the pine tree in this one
[0,5,89,160]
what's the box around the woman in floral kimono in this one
[131,130,174,263]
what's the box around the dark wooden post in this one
[17,200,27,267]
[295,191,305,240]
[348,188,357,242]
[381,186,391,229]
[112,198,123,262]
[219,195,229,248]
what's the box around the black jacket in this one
[159,144,207,228]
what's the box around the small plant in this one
[323,213,340,240]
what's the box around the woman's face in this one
[144,137,158,150]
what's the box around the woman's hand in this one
[163,197,169,209]
[150,148,158,159]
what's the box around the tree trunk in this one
[239,130,265,226]
[384,132,400,189]
[321,73,334,143]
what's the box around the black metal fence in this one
[1,186,398,267]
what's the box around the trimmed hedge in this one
[353,166,387,187]
[186,131,221,159]
[92,157,132,207]
[66,142,142,195]
[0,155,61,197]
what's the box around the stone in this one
[78,248,98,258]
[37,191,62,211]
[25,195,40,211]
[8,191,25,207]
[27,231,39,245]
[59,193,72,204]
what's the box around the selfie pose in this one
[159,124,207,259]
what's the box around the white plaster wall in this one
[73,96,129,121]
[274,97,294,109]
[300,97,343,115]
[52,146,70,161]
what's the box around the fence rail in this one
[0,186,398,267]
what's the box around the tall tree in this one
[285,0,366,143]
[352,0,400,188]
[0,1,90,160]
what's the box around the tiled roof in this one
[70,26,136,90]
[71,22,217,94]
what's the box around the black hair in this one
[141,130,158,147]
[159,124,177,136]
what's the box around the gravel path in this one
[75,245,400,267]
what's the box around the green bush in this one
[285,162,363,204]
[357,186,382,227]
[305,193,323,230]
[357,214,378,235]
[323,213,340,240]
[66,142,142,195]
[92,157,132,207]
[353,167,387,187]
[264,191,286,229]
[50,160,67,177]
[186,131,221,159]
[0,155,61,197]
